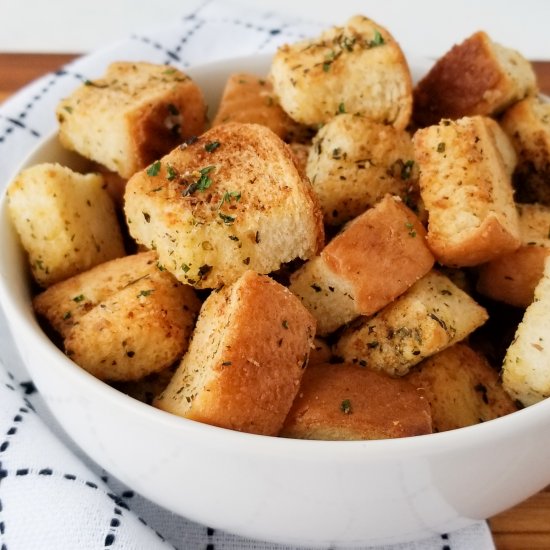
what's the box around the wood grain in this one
[1,52,550,550]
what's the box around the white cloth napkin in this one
[0,1,497,548]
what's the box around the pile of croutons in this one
[8,15,550,439]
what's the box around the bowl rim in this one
[1,51,550,459]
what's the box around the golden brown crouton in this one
[7,163,124,287]
[407,344,517,432]
[307,114,418,225]
[65,268,201,382]
[33,251,158,339]
[309,337,332,366]
[501,96,550,205]
[477,203,550,307]
[289,195,434,335]
[502,256,550,405]
[270,15,412,129]
[124,123,324,289]
[211,73,309,142]
[155,271,316,436]
[413,31,537,127]
[413,116,521,266]
[57,62,207,178]
[335,270,488,376]
[280,362,432,440]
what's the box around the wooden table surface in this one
[1,53,550,549]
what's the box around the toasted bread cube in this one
[33,251,158,339]
[407,344,517,432]
[270,15,412,129]
[124,123,324,289]
[414,116,521,266]
[211,73,309,142]
[307,114,418,225]
[155,271,316,435]
[335,271,488,376]
[501,97,550,205]
[57,62,207,179]
[477,203,550,307]
[64,268,201,382]
[289,195,434,335]
[413,31,537,127]
[280,363,432,440]
[7,163,124,287]
[502,256,550,405]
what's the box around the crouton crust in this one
[280,362,432,440]
[155,271,316,435]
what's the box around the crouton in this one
[280,362,432,440]
[289,195,434,335]
[501,96,550,205]
[407,344,517,432]
[335,270,488,376]
[64,268,201,382]
[57,62,207,179]
[413,116,521,266]
[269,15,412,129]
[477,203,550,307]
[306,114,418,225]
[124,123,324,289]
[413,31,537,127]
[502,256,550,405]
[7,163,124,287]
[211,73,309,142]
[33,251,158,339]
[154,271,316,436]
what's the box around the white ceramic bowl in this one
[2,54,550,548]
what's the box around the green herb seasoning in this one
[205,141,221,153]
[340,399,352,414]
[72,294,85,303]
[147,160,161,177]
[166,165,178,181]
[370,30,384,47]
[405,222,417,237]
[137,289,153,298]
[282,320,289,329]
[338,102,346,114]
[181,263,191,273]
[401,160,414,180]
[437,142,446,153]
[219,212,236,225]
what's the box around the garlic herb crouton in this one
[124,123,324,289]
[57,62,207,179]
[155,271,316,436]
[307,114,418,225]
[7,163,124,287]
[270,15,412,128]
[413,116,521,266]
[335,270,488,376]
